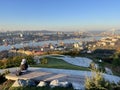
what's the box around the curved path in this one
[1,67,120,90]
[1,67,119,83]
[53,55,92,67]
[35,55,93,67]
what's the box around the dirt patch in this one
[0,80,15,90]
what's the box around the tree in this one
[113,53,120,66]
[85,64,111,90]
[24,55,35,65]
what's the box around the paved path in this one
[1,67,120,90]
[37,55,92,67]
[4,67,85,89]
[1,67,120,83]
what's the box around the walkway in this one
[1,67,120,90]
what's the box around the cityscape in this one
[0,0,120,90]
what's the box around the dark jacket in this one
[20,63,28,70]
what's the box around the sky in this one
[0,0,120,31]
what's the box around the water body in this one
[0,36,103,51]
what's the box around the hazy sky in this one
[0,0,120,31]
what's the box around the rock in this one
[26,79,36,86]
[37,81,46,87]
[50,79,60,88]
[12,80,21,87]
[17,79,36,86]
[18,79,27,86]
[50,80,70,88]
[59,81,69,87]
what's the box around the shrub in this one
[112,54,120,66]
[85,65,112,90]
[24,55,35,65]
[3,69,10,75]
[41,58,48,64]
[9,86,74,90]
[0,80,14,90]
[63,50,80,56]
[0,55,35,69]
[0,73,7,84]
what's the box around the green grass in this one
[50,55,64,57]
[10,86,74,90]
[32,57,89,71]
[103,62,120,77]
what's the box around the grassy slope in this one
[32,57,89,71]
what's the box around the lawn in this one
[9,86,74,90]
[32,57,89,71]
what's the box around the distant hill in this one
[89,30,105,34]
[89,29,120,35]
[39,30,55,33]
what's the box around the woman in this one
[16,59,28,76]
[20,59,28,72]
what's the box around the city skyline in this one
[0,0,120,31]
